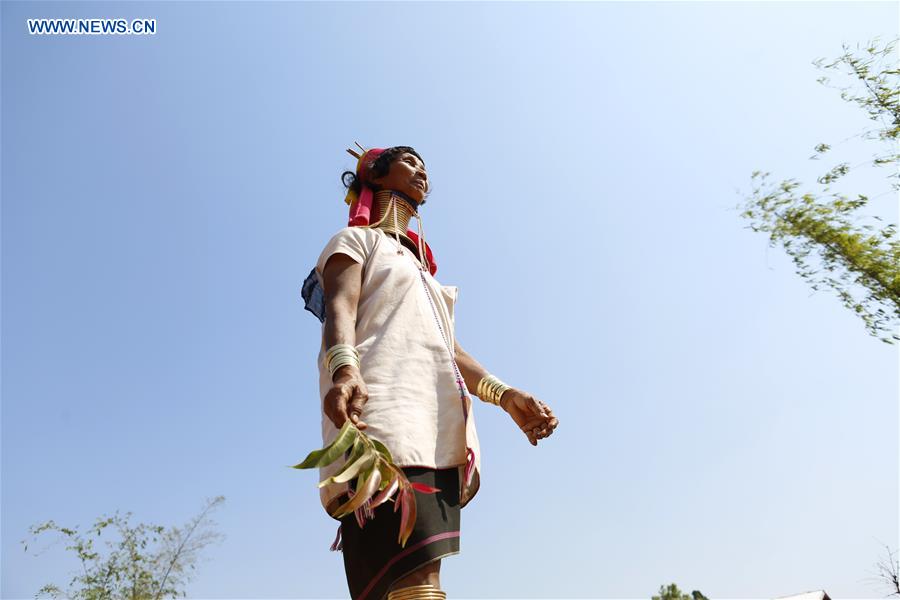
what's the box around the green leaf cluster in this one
[740,37,900,344]
[21,496,226,600]
[292,420,432,547]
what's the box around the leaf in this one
[369,437,394,463]
[345,435,366,464]
[375,459,396,491]
[317,439,371,487]
[292,420,359,469]
[328,450,376,486]
[331,463,383,519]
[397,486,417,548]
[370,475,400,509]
[316,437,364,486]
[409,482,442,494]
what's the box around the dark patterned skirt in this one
[337,465,461,600]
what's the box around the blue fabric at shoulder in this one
[301,267,326,323]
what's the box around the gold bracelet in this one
[325,344,358,369]
[325,344,360,378]
[476,374,511,406]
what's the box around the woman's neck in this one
[370,189,430,270]
[371,190,419,240]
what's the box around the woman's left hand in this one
[499,389,559,446]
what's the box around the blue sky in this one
[2,2,898,599]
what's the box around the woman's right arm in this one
[321,253,369,430]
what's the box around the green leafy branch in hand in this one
[291,420,439,548]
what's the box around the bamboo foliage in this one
[739,37,900,344]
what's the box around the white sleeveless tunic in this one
[313,226,482,518]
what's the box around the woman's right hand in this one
[324,365,370,430]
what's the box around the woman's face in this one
[369,152,429,204]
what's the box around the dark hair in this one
[341,145,430,206]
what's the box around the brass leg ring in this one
[387,583,447,600]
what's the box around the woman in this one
[301,144,559,600]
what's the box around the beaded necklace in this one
[367,193,477,488]
[417,268,477,488]
[382,197,478,488]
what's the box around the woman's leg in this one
[342,465,458,599]
[388,558,441,590]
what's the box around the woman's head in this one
[341,146,430,206]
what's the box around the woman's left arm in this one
[455,341,559,446]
